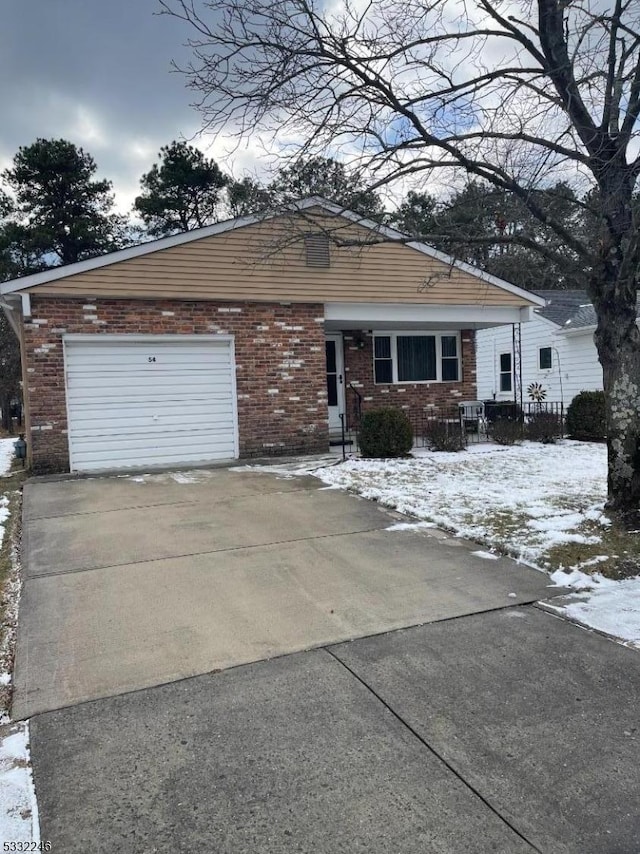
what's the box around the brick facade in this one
[342,330,477,428]
[21,296,479,473]
[23,297,329,473]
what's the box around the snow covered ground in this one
[0,723,39,846]
[0,438,38,845]
[0,439,15,480]
[247,441,640,650]
[0,437,20,709]
[0,438,16,553]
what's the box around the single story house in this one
[0,198,543,473]
[476,290,639,407]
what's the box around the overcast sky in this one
[0,1,267,213]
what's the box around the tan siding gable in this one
[31,210,531,307]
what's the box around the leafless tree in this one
[161,0,640,513]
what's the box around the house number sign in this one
[148,356,156,362]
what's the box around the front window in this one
[397,335,436,381]
[373,333,461,383]
[499,352,512,392]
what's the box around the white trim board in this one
[324,302,534,328]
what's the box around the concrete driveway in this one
[13,463,640,852]
[14,464,555,718]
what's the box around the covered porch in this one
[323,302,535,444]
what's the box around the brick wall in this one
[342,330,477,428]
[23,297,329,473]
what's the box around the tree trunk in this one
[594,291,640,513]
[0,394,12,434]
[589,167,640,514]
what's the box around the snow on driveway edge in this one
[0,439,39,845]
[0,722,40,845]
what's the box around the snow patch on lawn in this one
[0,722,39,845]
[0,440,15,478]
[0,497,9,550]
[548,570,640,647]
[302,441,640,649]
[314,441,607,565]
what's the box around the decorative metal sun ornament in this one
[527,382,547,402]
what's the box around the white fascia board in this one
[324,302,529,327]
[559,325,597,336]
[560,317,640,337]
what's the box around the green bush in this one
[526,410,562,443]
[566,390,606,440]
[489,416,523,446]
[358,408,413,458]
[424,419,466,452]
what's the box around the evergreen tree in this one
[226,176,273,218]
[269,157,383,218]
[2,138,126,266]
[135,141,229,236]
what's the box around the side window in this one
[539,347,552,370]
[499,352,512,392]
[441,335,459,381]
[374,336,393,383]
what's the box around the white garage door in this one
[64,335,238,472]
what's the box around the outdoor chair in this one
[458,401,487,437]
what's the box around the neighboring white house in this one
[476,290,604,406]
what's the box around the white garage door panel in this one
[71,446,236,468]
[65,337,238,472]
[67,382,234,402]
[67,350,232,368]
[69,406,234,432]
[70,416,236,439]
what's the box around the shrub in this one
[424,419,466,452]
[489,416,523,446]
[566,390,606,440]
[526,410,562,443]
[358,407,413,458]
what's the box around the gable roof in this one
[0,197,545,307]
[534,289,640,331]
[534,290,590,326]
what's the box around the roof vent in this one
[304,232,330,268]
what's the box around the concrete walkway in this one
[15,466,555,718]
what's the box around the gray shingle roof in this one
[533,289,640,330]
[533,289,590,326]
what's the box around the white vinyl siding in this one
[476,317,604,404]
[64,336,238,472]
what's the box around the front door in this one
[325,335,345,432]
